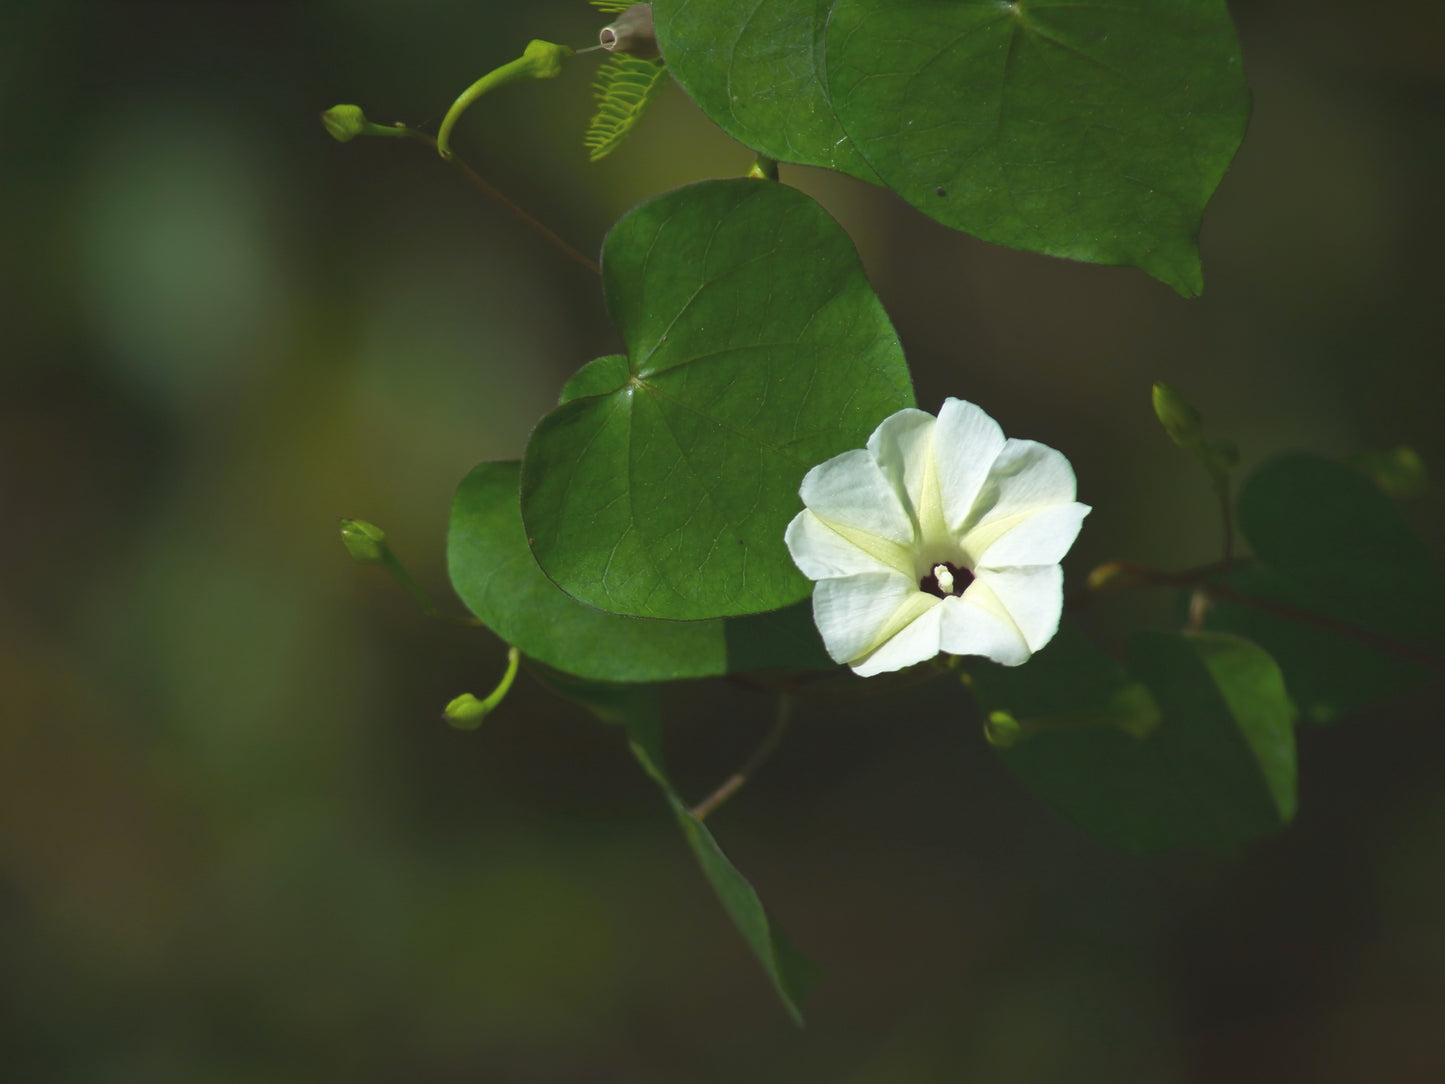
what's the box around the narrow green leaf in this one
[980,630,1296,852]
[520,179,913,620]
[447,461,835,682]
[1204,453,1445,722]
[622,691,819,1025]
[585,55,670,162]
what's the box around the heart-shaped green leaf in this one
[653,0,880,183]
[826,0,1248,295]
[974,629,1296,852]
[521,179,914,620]
[654,0,1248,295]
[448,461,836,682]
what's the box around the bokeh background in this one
[4,1,1444,1080]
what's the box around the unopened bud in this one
[983,710,1023,748]
[1349,446,1429,500]
[340,518,389,564]
[600,4,659,59]
[1152,381,1204,448]
[747,156,780,181]
[443,692,492,730]
[519,38,573,80]
[322,104,369,142]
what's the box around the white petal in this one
[934,399,1007,533]
[785,509,902,579]
[974,565,1064,654]
[810,571,920,665]
[798,447,915,547]
[865,407,937,538]
[850,596,946,676]
[958,438,1079,558]
[937,590,1032,666]
[974,502,1090,568]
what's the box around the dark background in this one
[3,1,1443,1079]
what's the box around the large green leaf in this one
[520,179,913,620]
[654,0,1248,294]
[652,0,880,182]
[623,691,820,1025]
[975,630,1296,852]
[1204,454,1445,722]
[448,461,835,682]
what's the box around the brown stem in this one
[1202,579,1445,674]
[1081,559,1445,674]
[393,126,600,276]
[689,694,793,821]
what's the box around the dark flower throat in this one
[920,561,974,599]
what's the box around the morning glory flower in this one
[784,399,1089,676]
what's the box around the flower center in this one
[920,561,973,599]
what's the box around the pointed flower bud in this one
[320,104,408,143]
[321,104,370,143]
[983,711,1023,748]
[1152,382,1204,448]
[340,518,389,564]
[747,156,780,181]
[443,693,491,729]
[599,4,659,59]
[1350,446,1429,500]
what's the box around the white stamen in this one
[933,563,955,595]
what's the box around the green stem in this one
[436,41,574,160]
[377,549,441,618]
[1215,477,1235,564]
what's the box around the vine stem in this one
[1218,483,1235,565]
[392,125,600,276]
[1083,560,1445,674]
[689,694,793,821]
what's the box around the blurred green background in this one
[3,1,1444,1080]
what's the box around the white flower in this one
[785,399,1089,676]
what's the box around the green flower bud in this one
[321,104,369,143]
[983,710,1023,748]
[1349,446,1429,500]
[339,518,388,564]
[1107,683,1162,739]
[520,38,573,80]
[443,692,492,730]
[1152,382,1204,448]
[747,156,780,181]
[599,4,659,59]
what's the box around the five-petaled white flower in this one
[785,399,1089,676]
